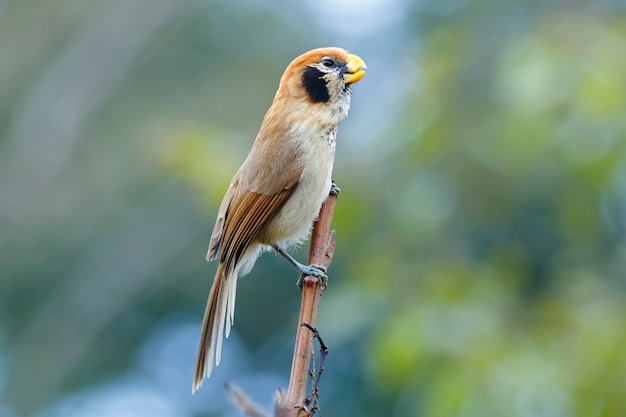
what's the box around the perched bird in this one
[193,47,366,392]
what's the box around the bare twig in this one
[275,190,338,417]
[301,323,329,415]
[225,384,270,417]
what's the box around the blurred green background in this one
[1,0,625,416]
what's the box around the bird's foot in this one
[272,244,329,291]
[330,182,340,196]
[296,264,328,291]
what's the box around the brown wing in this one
[206,120,302,270]
[206,182,236,262]
[219,188,294,273]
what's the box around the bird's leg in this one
[272,245,328,289]
[330,181,340,196]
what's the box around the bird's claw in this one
[296,264,328,290]
[330,182,340,196]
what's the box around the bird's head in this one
[273,47,367,125]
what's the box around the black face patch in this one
[301,66,330,103]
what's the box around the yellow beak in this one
[344,54,367,84]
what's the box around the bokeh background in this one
[1,0,625,416]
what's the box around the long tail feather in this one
[193,265,234,393]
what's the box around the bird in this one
[193,47,366,393]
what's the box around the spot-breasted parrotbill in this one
[193,47,366,392]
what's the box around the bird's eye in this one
[320,58,336,68]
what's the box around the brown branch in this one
[275,191,338,417]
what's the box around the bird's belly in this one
[264,143,334,248]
